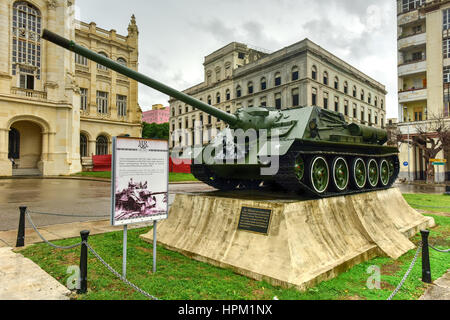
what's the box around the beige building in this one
[170,39,387,149]
[0,0,142,177]
[397,0,450,181]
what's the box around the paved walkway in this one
[420,270,450,300]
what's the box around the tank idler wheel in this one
[308,156,330,194]
[379,159,390,187]
[294,155,305,182]
[351,158,367,190]
[331,157,349,192]
[367,158,379,188]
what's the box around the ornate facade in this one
[0,0,142,176]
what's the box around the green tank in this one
[42,29,399,198]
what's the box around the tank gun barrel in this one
[42,29,238,126]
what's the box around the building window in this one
[248,100,254,108]
[353,104,357,118]
[323,92,329,110]
[381,99,384,110]
[275,72,281,86]
[402,0,424,13]
[353,86,357,98]
[12,2,41,79]
[444,38,450,59]
[368,93,372,105]
[323,71,328,86]
[312,66,317,80]
[292,89,299,107]
[80,88,88,112]
[248,82,254,94]
[344,81,348,95]
[97,52,108,70]
[96,136,108,155]
[207,95,212,105]
[80,134,88,157]
[18,66,35,90]
[261,78,267,90]
[312,88,317,106]
[444,8,450,30]
[75,53,88,66]
[444,66,450,83]
[292,66,299,81]
[236,86,242,98]
[344,100,349,116]
[238,52,245,59]
[117,95,127,117]
[226,89,231,101]
[275,93,282,110]
[361,107,365,123]
[216,92,221,104]
[360,89,365,101]
[334,77,339,90]
[334,97,339,112]
[260,96,267,107]
[117,58,127,66]
[375,97,378,107]
[96,91,109,114]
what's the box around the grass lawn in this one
[18,203,450,300]
[403,194,450,213]
[73,171,198,183]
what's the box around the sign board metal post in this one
[123,225,128,278]
[153,221,157,273]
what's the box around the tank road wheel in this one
[294,155,305,182]
[379,159,390,187]
[388,158,395,179]
[351,158,367,190]
[308,156,330,194]
[367,159,379,188]
[331,157,349,192]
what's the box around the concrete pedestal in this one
[140,188,435,291]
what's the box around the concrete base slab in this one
[420,270,450,300]
[0,247,71,300]
[140,188,435,291]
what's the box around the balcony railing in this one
[11,87,47,100]
[399,86,427,93]
[398,29,425,40]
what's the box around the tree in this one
[393,113,450,183]
[142,122,169,140]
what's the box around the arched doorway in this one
[80,133,88,158]
[8,121,42,173]
[96,135,109,155]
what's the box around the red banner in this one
[170,157,191,173]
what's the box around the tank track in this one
[275,147,400,198]
[191,147,400,198]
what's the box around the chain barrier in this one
[428,244,450,253]
[387,242,422,301]
[84,242,159,300]
[27,210,108,218]
[25,211,83,250]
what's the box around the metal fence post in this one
[16,206,27,247]
[78,230,90,294]
[421,230,432,284]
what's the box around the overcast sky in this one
[76,0,398,119]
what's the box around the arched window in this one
[12,2,42,86]
[117,58,127,66]
[97,52,108,70]
[360,89,365,101]
[80,134,88,158]
[323,71,328,85]
[8,128,20,159]
[248,82,254,94]
[225,89,231,101]
[96,135,108,155]
[216,92,221,104]
[334,77,339,90]
[274,72,282,86]
[207,95,212,105]
[292,66,299,81]
[260,77,267,91]
[368,93,372,104]
[236,85,242,98]
[375,96,378,107]
[312,66,317,80]
[344,81,348,94]
[352,86,357,98]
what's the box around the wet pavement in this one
[0,179,214,232]
[394,183,447,195]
